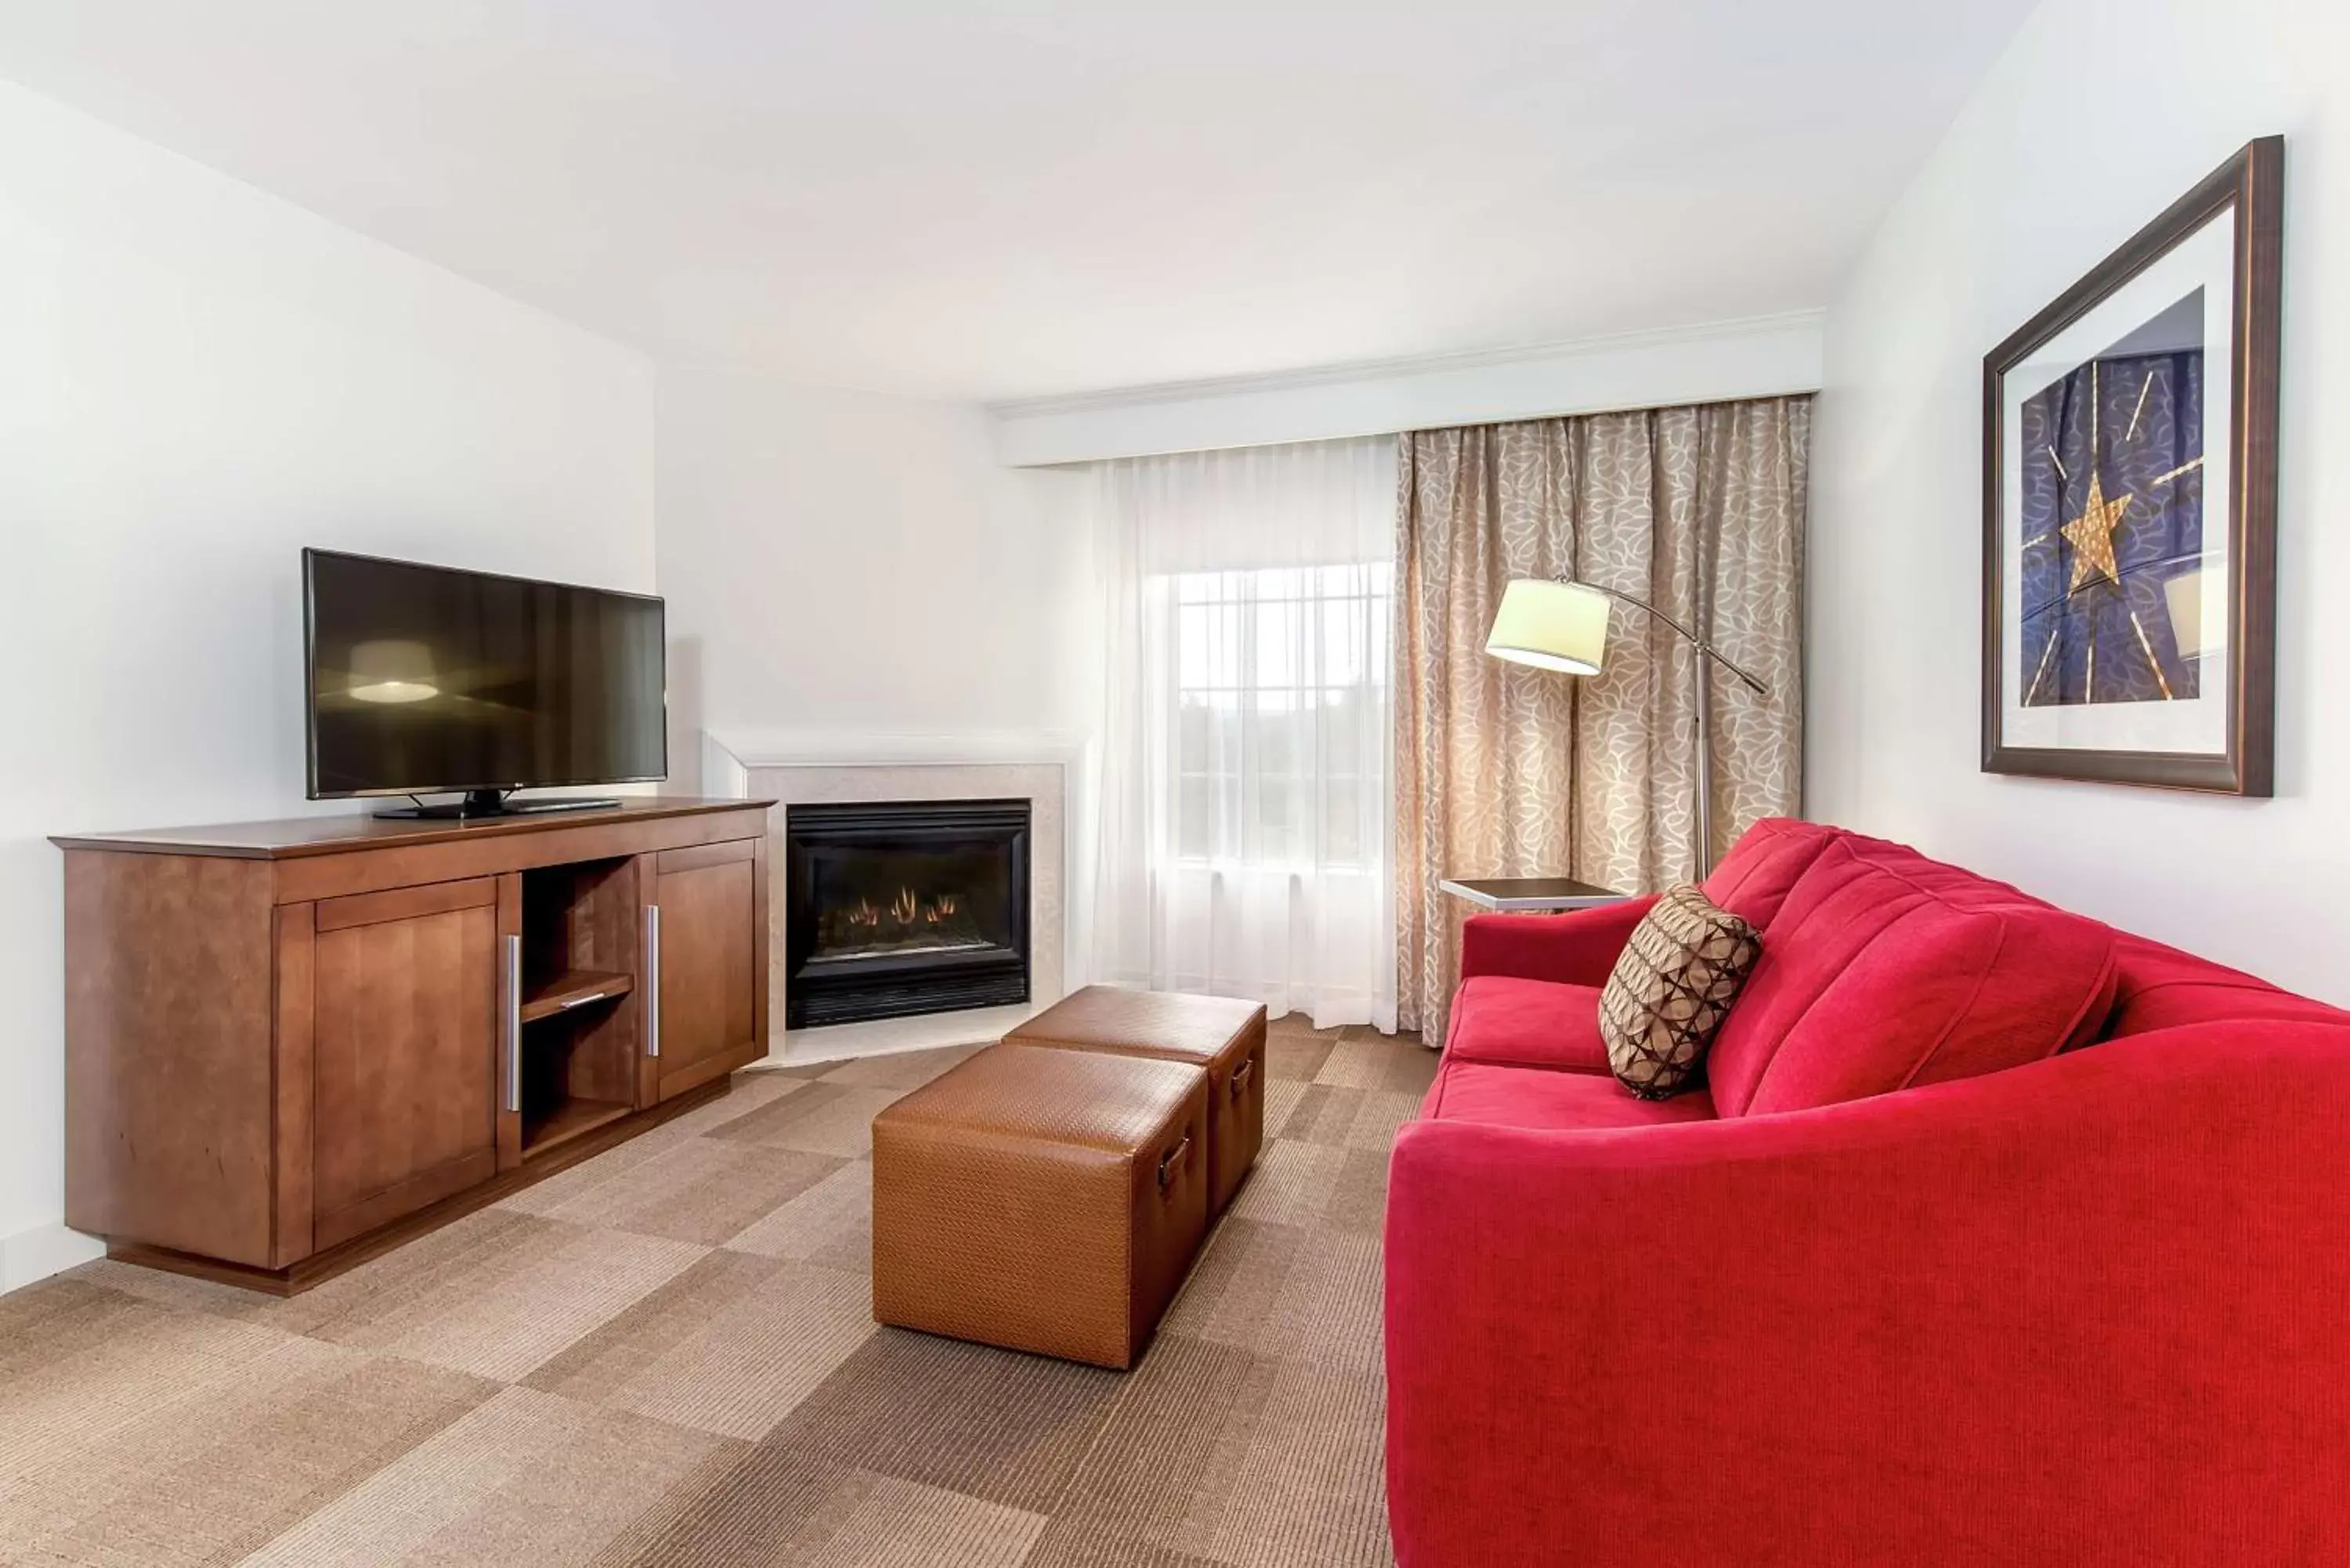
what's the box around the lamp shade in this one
[1484,579,1612,675]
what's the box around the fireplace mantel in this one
[702,728,1085,792]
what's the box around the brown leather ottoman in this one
[870,1042,1208,1371]
[1004,986,1269,1218]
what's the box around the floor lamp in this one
[1483,577,1771,880]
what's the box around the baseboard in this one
[2,1220,106,1295]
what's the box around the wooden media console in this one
[52,797,774,1293]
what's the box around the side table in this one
[1437,876,1628,912]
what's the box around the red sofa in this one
[1385,818,2350,1566]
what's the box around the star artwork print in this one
[1983,137,2277,794]
[2016,287,2207,707]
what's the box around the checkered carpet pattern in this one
[0,1018,1434,1567]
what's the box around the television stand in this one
[52,797,772,1294]
[374,790,625,820]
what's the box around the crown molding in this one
[988,310,1825,467]
[986,310,1826,418]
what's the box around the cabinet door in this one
[310,878,503,1250]
[645,839,766,1102]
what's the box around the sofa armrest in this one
[1457,895,1659,988]
[1384,1022,2350,1566]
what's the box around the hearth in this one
[783,798,1031,1028]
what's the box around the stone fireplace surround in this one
[702,729,1078,1064]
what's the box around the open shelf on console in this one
[521,1093,634,1156]
[518,999,639,1161]
[522,858,642,990]
[518,856,645,1160]
[521,968,634,1024]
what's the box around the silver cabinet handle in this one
[503,933,522,1114]
[644,905,662,1058]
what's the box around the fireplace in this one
[783,798,1032,1028]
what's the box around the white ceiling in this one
[0,1,2036,402]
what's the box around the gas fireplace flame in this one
[834,887,971,943]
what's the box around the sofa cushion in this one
[2104,931,2350,1039]
[1701,816,1845,933]
[1444,976,1612,1074]
[1422,1057,1718,1131]
[1838,831,2052,911]
[1705,836,2119,1118]
[1831,836,2114,1054]
[1598,884,1761,1098]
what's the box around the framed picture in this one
[1982,136,2281,794]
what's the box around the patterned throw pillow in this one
[1599,884,1762,1099]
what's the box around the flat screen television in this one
[304,548,666,817]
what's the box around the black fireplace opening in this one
[784,798,1031,1028]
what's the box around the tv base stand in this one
[374,789,627,819]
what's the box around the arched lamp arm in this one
[1567,579,1773,699]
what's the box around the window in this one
[1165,562,1391,868]
[1086,434,1398,1030]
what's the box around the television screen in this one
[304,549,666,799]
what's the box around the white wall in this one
[656,363,1092,775]
[1809,0,2346,999]
[990,311,1824,467]
[0,82,656,1289]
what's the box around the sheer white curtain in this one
[1087,436,1398,1031]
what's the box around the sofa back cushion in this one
[1701,817,1843,933]
[2102,930,2350,1039]
[1705,837,2119,1118]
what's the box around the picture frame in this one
[1981,135,2282,794]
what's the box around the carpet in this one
[0,1018,1434,1567]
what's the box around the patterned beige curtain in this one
[1394,396,1810,1039]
